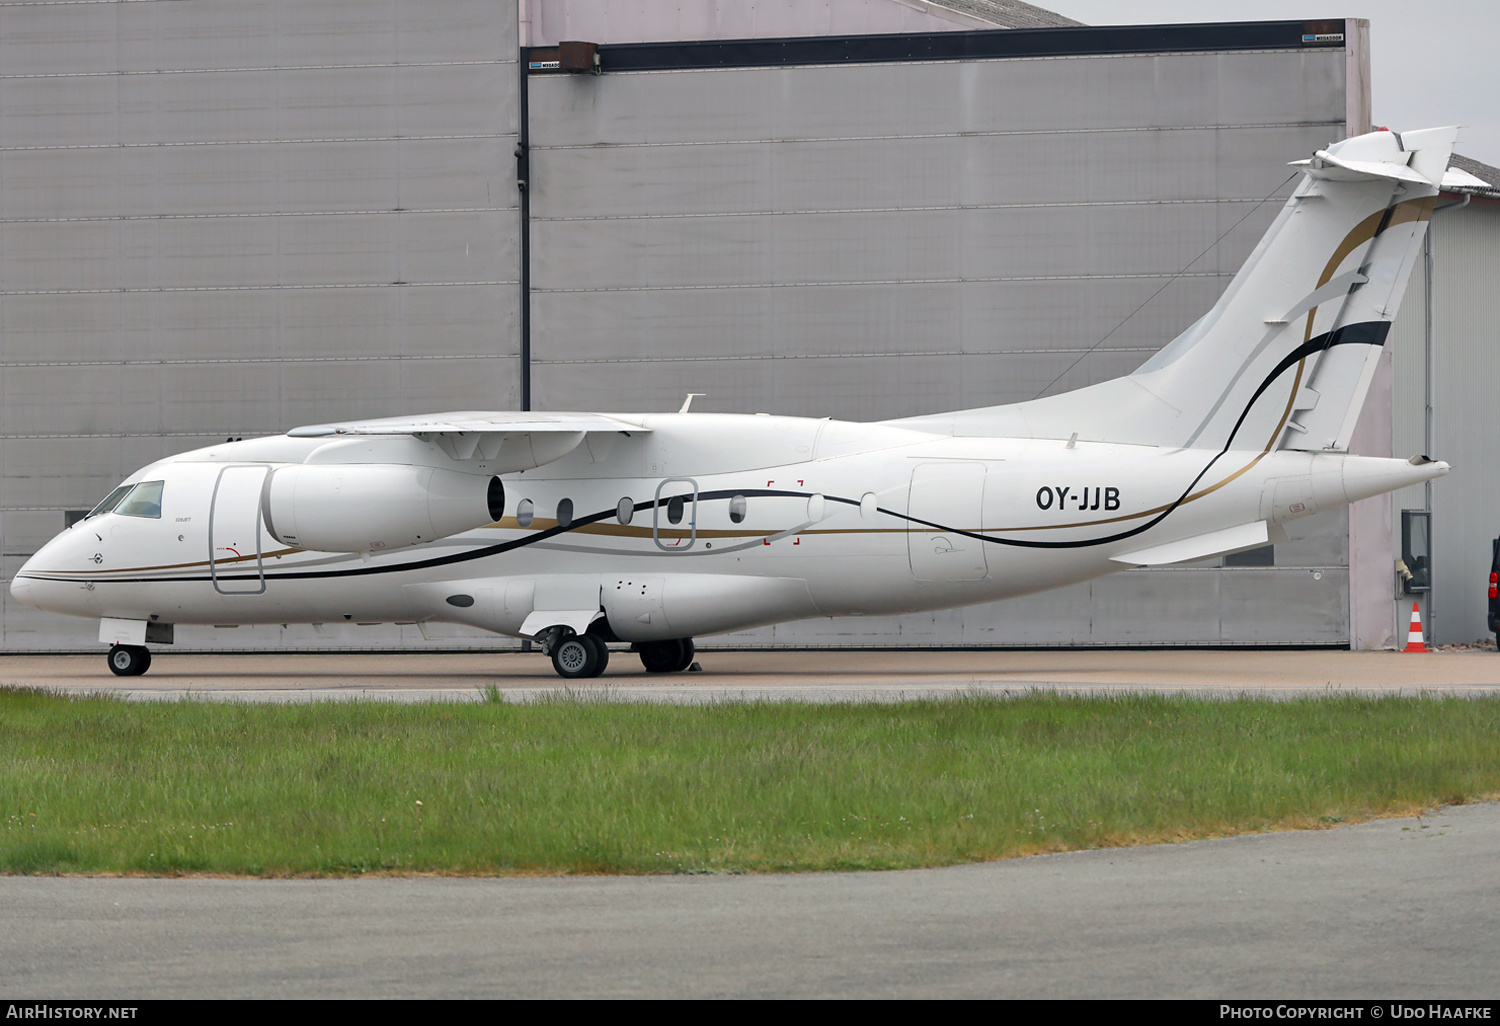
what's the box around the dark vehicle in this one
[1490,538,1500,649]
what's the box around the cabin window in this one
[617,497,634,525]
[667,495,685,525]
[556,498,573,529]
[87,484,133,519]
[517,498,534,528]
[729,494,747,524]
[114,481,164,519]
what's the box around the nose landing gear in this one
[107,644,152,677]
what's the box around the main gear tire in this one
[582,634,610,677]
[639,638,694,673]
[551,633,609,679]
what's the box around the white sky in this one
[1044,1,1500,168]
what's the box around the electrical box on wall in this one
[1400,510,1431,596]
[559,40,600,73]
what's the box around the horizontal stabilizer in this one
[1289,153,1431,185]
[1111,521,1273,567]
[1443,165,1492,190]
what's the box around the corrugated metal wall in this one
[1426,202,1500,644]
[1387,199,1500,647]
[0,0,522,650]
[526,43,1356,647]
[521,0,1000,46]
[0,8,1376,651]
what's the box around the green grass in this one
[2,686,1498,876]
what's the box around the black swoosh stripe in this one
[30,488,850,585]
[889,320,1390,550]
[24,324,1389,582]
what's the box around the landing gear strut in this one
[638,638,694,673]
[107,644,151,677]
[549,632,609,680]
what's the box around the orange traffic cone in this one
[1403,601,1429,653]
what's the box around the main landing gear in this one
[107,644,151,677]
[542,631,697,679]
[637,637,695,674]
[550,633,610,680]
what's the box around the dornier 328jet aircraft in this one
[13,127,1461,678]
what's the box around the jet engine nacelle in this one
[264,464,504,553]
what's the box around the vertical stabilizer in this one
[888,128,1459,453]
[1134,126,1455,454]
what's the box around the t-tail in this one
[893,126,1460,455]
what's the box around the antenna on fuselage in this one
[678,393,706,413]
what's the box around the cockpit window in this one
[114,480,164,519]
[86,484,133,519]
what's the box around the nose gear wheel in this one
[107,644,152,677]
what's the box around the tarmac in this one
[4,647,1499,998]
[3,803,1497,998]
[2,646,1499,702]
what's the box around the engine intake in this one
[264,464,503,553]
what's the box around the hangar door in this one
[522,20,1359,647]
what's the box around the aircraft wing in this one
[287,411,645,437]
[286,411,648,471]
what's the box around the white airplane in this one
[12,127,1460,679]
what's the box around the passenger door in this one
[907,463,989,581]
[209,465,268,595]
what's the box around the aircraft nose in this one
[10,532,79,612]
[9,565,38,608]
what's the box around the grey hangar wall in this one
[0,6,1370,650]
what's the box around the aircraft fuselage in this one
[12,412,1438,641]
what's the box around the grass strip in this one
[2,686,1498,876]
